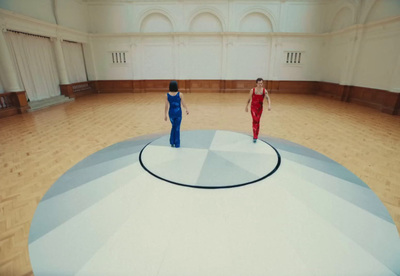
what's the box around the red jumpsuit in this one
[251,88,265,139]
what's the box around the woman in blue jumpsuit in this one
[164,81,189,148]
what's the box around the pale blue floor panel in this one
[211,149,277,176]
[43,152,140,201]
[196,151,260,186]
[279,156,393,223]
[30,161,143,243]
[278,148,368,188]
[265,135,336,163]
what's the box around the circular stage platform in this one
[29,130,400,276]
[140,130,280,188]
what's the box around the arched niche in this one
[140,12,174,33]
[189,12,223,32]
[239,12,273,32]
[365,0,400,24]
[331,7,354,32]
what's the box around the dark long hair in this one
[169,81,178,92]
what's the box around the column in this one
[221,35,227,80]
[173,35,179,79]
[268,36,276,81]
[83,38,98,81]
[344,28,364,86]
[388,50,400,93]
[53,37,69,84]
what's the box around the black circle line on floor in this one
[138,135,281,189]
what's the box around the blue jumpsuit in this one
[167,92,182,147]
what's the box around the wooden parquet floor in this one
[1,92,399,275]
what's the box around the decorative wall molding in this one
[326,15,400,37]
[188,7,227,32]
[138,8,176,33]
[237,6,277,32]
[89,31,325,38]
[0,8,89,43]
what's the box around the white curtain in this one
[6,32,60,101]
[62,41,87,83]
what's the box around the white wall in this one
[56,0,89,32]
[0,0,88,32]
[320,1,400,92]
[364,0,400,24]
[275,36,323,81]
[0,0,56,24]
[86,1,330,34]
[352,21,400,92]
[227,36,270,80]
[89,3,131,34]
[1,0,400,92]
[86,0,400,89]
[90,36,132,80]
[88,1,329,81]
[283,1,327,33]
[320,32,353,84]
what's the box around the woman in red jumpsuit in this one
[245,78,271,142]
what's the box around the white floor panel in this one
[141,145,209,184]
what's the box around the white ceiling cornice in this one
[82,0,330,3]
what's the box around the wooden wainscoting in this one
[140,80,172,93]
[87,79,399,115]
[273,81,320,94]
[60,84,74,98]
[0,80,393,118]
[317,82,400,115]
[186,80,222,93]
[222,80,256,93]
[60,81,96,98]
[0,91,29,118]
[91,80,319,95]
[73,81,96,97]
[348,86,400,115]
[95,80,134,93]
[316,82,344,100]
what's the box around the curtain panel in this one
[62,41,87,84]
[6,32,60,101]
